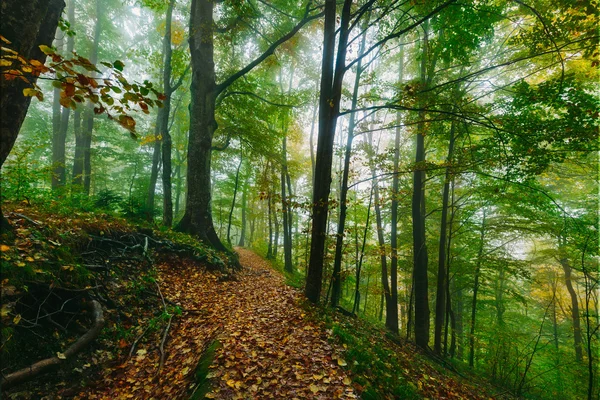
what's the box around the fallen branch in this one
[157,314,173,373]
[0,300,105,390]
[127,324,151,361]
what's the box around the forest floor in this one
[1,206,508,399]
[77,248,359,399]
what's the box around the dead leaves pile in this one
[79,248,357,399]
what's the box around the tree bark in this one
[559,241,584,362]
[177,0,227,249]
[367,131,394,331]
[434,121,456,354]
[161,0,176,227]
[305,0,352,304]
[51,28,65,190]
[281,135,293,272]
[80,0,102,196]
[0,0,65,229]
[72,110,83,187]
[181,0,318,251]
[331,18,368,308]
[227,149,243,246]
[388,45,404,335]
[412,20,431,349]
[147,119,162,218]
[469,207,486,367]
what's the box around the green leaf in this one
[113,60,125,72]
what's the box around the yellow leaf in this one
[23,88,37,97]
[39,45,54,55]
[337,358,347,366]
[0,244,10,252]
[13,314,21,325]
[181,366,190,375]
[343,376,351,385]
[1,304,11,317]
[226,379,236,388]
[309,384,320,393]
[0,59,12,67]
[57,352,66,360]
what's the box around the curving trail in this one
[80,248,356,399]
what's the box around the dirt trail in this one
[79,248,356,399]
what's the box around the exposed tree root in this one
[0,300,105,390]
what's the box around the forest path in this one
[80,248,357,399]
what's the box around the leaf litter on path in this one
[78,248,356,399]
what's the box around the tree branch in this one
[215,2,323,95]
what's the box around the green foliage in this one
[329,319,419,400]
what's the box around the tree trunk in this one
[469,207,487,367]
[0,0,65,229]
[559,243,584,362]
[305,0,352,304]
[266,175,274,259]
[177,0,226,250]
[72,110,83,187]
[412,20,431,349]
[182,0,315,251]
[161,0,176,227]
[147,120,162,219]
[388,45,404,335]
[51,28,65,190]
[238,181,247,247]
[331,19,368,308]
[272,168,279,260]
[281,135,293,272]
[80,0,101,195]
[367,131,394,331]
[227,150,242,246]
[434,121,456,354]
[353,184,373,314]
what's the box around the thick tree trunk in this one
[178,0,226,250]
[412,21,431,349]
[469,207,486,367]
[0,0,65,229]
[305,0,351,304]
[434,122,456,354]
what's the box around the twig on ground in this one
[158,314,173,373]
[127,324,151,361]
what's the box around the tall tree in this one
[0,0,65,229]
[179,0,319,250]
[412,20,431,349]
[305,0,352,304]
